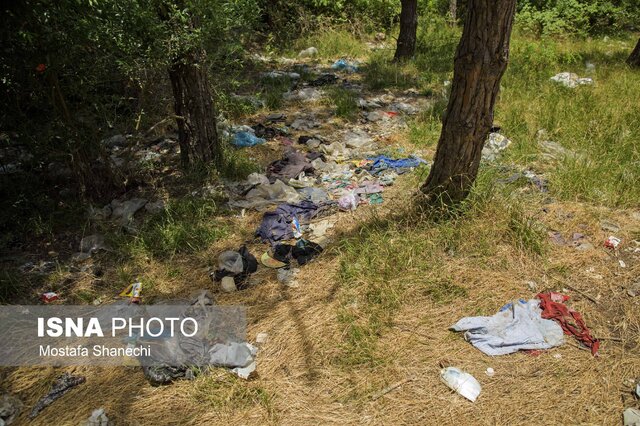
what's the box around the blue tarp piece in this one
[231,131,266,148]
[368,155,428,175]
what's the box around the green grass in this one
[116,196,228,259]
[324,86,358,120]
[293,28,369,60]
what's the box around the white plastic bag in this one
[440,367,481,402]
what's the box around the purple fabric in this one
[256,201,319,244]
[267,148,314,183]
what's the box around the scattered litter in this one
[451,299,565,356]
[40,292,59,303]
[338,192,359,211]
[308,219,335,238]
[0,394,22,425]
[601,220,621,233]
[390,102,418,115]
[29,373,86,419]
[525,280,538,292]
[482,133,512,161]
[298,186,330,204]
[209,342,258,379]
[266,113,286,122]
[212,246,257,289]
[485,368,495,377]
[284,88,322,102]
[331,59,359,73]
[538,140,576,160]
[624,408,640,426]
[548,231,566,245]
[72,234,109,261]
[277,267,300,288]
[119,280,142,304]
[260,251,287,269]
[85,408,109,426]
[110,198,148,226]
[310,73,338,87]
[267,148,314,183]
[252,123,286,139]
[343,130,373,149]
[537,292,600,356]
[256,332,269,346]
[298,47,318,58]
[231,131,265,148]
[550,72,594,88]
[440,367,481,402]
[220,276,237,292]
[619,259,627,268]
[604,236,621,249]
[290,117,321,130]
[261,71,300,80]
[229,180,302,211]
[256,201,321,244]
[368,155,427,175]
[627,281,640,297]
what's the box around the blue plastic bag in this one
[231,131,266,148]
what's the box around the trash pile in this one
[219,118,427,292]
[139,290,258,385]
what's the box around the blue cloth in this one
[368,155,428,175]
[256,201,319,244]
[231,131,265,148]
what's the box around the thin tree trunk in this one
[420,0,516,205]
[394,0,418,61]
[627,38,640,67]
[168,65,191,168]
[167,50,221,167]
[449,0,457,27]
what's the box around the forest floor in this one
[1,29,640,425]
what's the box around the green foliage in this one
[516,0,639,37]
[122,196,228,258]
[325,87,358,120]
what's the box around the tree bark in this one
[420,0,516,205]
[627,38,640,68]
[449,0,457,27]
[167,50,221,167]
[394,0,418,61]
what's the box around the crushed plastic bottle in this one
[440,367,482,402]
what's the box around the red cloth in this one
[537,292,600,356]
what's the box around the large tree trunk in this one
[167,50,221,167]
[394,0,418,61]
[628,38,640,68]
[420,0,516,205]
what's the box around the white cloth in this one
[451,299,564,356]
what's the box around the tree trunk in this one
[449,0,457,27]
[394,0,418,61]
[167,50,221,167]
[627,38,640,68]
[420,0,516,205]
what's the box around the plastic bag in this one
[440,367,481,402]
